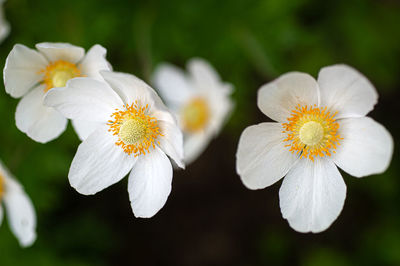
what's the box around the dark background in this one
[0,0,399,265]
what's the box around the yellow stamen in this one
[40,60,81,92]
[181,97,210,132]
[282,104,341,161]
[108,101,163,156]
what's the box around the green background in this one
[0,0,399,265]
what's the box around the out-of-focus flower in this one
[153,58,233,165]
[236,64,393,233]
[3,43,112,143]
[0,161,36,247]
[44,71,184,218]
[0,0,10,44]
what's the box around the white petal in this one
[279,158,346,233]
[35,42,84,63]
[183,131,211,165]
[128,146,172,218]
[100,71,155,105]
[151,109,176,125]
[0,206,3,226]
[44,77,123,122]
[68,125,136,195]
[71,119,104,141]
[152,63,192,108]
[187,58,222,90]
[79,44,112,80]
[0,16,10,43]
[3,177,36,247]
[318,64,378,119]
[334,117,393,177]
[157,120,184,168]
[206,90,234,136]
[236,123,298,190]
[15,85,67,143]
[4,44,48,98]
[257,72,319,122]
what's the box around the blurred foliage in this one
[0,0,399,265]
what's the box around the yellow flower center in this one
[181,97,210,132]
[40,60,81,92]
[0,173,4,201]
[108,101,163,156]
[282,104,341,161]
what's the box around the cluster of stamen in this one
[108,101,162,156]
[282,104,341,161]
[40,60,81,92]
[181,97,210,132]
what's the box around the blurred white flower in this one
[153,58,233,165]
[236,65,393,233]
[0,161,36,247]
[44,71,184,218]
[0,0,10,44]
[3,42,112,143]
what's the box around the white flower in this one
[0,0,10,44]
[153,58,233,165]
[236,65,393,233]
[44,71,184,218]
[3,42,112,143]
[0,160,36,247]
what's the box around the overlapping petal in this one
[279,158,346,233]
[101,71,156,106]
[69,126,137,195]
[35,42,85,63]
[71,119,104,141]
[318,64,378,119]
[44,77,123,122]
[16,85,67,143]
[257,72,319,122]
[79,44,112,80]
[236,122,299,190]
[4,44,48,98]
[157,120,184,168]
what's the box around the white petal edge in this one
[152,63,192,108]
[279,157,347,233]
[205,90,234,136]
[257,72,319,123]
[187,58,222,90]
[44,77,123,122]
[236,122,299,190]
[68,125,137,195]
[334,117,393,177]
[128,146,173,218]
[79,44,112,80]
[35,42,84,64]
[100,71,157,107]
[101,71,173,120]
[15,85,67,143]
[157,120,184,168]
[3,176,36,247]
[183,131,211,165]
[318,64,378,119]
[71,119,104,141]
[4,44,48,98]
[0,206,3,226]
